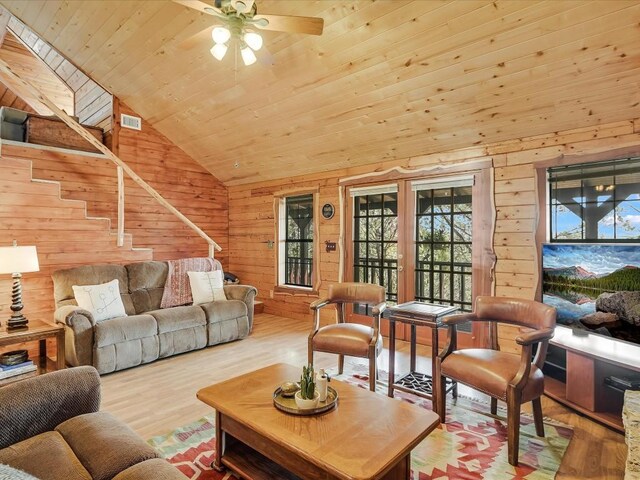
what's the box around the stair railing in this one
[0,58,221,258]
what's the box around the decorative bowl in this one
[294,390,320,409]
[280,382,300,398]
[0,349,28,366]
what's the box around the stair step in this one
[254,301,265,315]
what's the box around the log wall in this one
[228,117,640,352]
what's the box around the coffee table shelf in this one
[222,438,300,480]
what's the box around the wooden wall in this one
[3,102,229,266]
[0,150,153,331]
[116,102,229,263]
[0,80,33,112]
[0,31,73,116]
[228,117,640,352]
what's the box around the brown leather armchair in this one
[309,283,386,391]
[434,296,556,466]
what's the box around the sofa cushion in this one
[94,314,157,348]
[0,431,91,480]
[201,300,247,323]
[56,412,159,480]
[188,270,226,305]
[52,264,136,315]
[125,261,168,314]
[72,279,127,322]
[112,458,187,480]
[147,306,206,334]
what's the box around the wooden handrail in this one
[0,58,221,257]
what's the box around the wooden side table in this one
[387,301,458,405]
[0,319,65,384]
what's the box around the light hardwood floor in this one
[100,313,627,479]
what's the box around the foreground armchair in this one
[0,367,185,480]
[434,296,556,466]
[309,282,386,391]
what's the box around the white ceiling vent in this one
[120,114,142,131]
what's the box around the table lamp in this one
[0,241,40,330]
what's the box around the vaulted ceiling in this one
[1,1,639,185]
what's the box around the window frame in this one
[547,157,640,243]
[275,189,320,295]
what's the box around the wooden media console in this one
[543,326,640,432]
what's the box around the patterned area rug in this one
[148,372,573,480]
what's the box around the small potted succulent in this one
[295,364,319,409]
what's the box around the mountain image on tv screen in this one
[542,244,640,343]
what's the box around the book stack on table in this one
[0,360,37,380]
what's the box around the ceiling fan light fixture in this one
[240,45,257,66]
[243,31,263,51]
[212,26,231,44]
[210,43,228,61]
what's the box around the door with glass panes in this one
[346,177,479,347]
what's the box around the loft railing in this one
[0,58,221,257]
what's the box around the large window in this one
[549,157,640,242]
[415,185,473,311]
[283,194,314,287]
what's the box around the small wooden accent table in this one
[0,320,65,384]
[197,363,440,480]
[387,302,458,404]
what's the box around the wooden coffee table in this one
[197,363,440,480]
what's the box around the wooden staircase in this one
[0,152,152,320]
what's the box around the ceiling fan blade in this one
[172,0,222,16]
[253,14,323,35]
[178,26,214,50]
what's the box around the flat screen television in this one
[542,243,640,345]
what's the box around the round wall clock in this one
[322,203,335,220]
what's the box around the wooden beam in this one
[117,165,124,247]
[0,57,222,253]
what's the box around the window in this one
[415,184,473,311]
[548,157,640,242]
[281,194,314,288]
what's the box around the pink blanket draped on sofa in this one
[160,257,222,308]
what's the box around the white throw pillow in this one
[188,270,227,305]
[72,279,127,322]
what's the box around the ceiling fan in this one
[173,0,324,65]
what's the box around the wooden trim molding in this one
[338,158,493,187]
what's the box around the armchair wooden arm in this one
[371,301,387,317]
[515,328,554,346]
[442,312,478,326]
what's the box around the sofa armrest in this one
[224,285,258,330]
[0,366,101,449]
[54,306,95,367]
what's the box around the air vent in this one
[120,114,142,131]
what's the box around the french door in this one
[345,172,493,348]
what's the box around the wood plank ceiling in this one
[1,0,639,185]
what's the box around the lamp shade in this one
[240,46,257,66]
[243,31,263,51]
[0,245,39,274]
[212,26,231,45]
